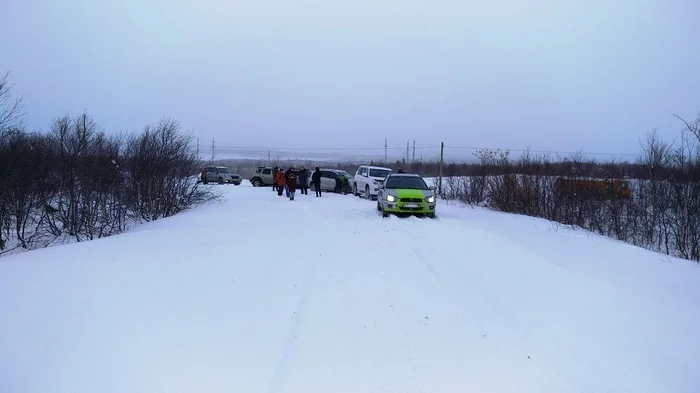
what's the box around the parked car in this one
[376,173,436,218]
[202,166,241,185]
[249,166,275,187]
[312,168,354,193]
[353,165,393,199]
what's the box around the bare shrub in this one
[123,118,206,222]
[0,110,214,255]
[0,71,24,133]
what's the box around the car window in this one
[385,176,429,190]
[360,167,367,176]
[369,168,392,178]
[328,172,338,179]
[262,169,271,174]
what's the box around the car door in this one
[261,168,272,184]
[358,167,369,192]
[327,171,339,191]
[319,171,332,190]
[353,166,363,190]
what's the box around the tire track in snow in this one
[266,257,317,393]
[395,218,615,392]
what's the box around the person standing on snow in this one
[299,167,309,195]
[284,167,294,197]
[340,174,350,194]
[272,167,279,192]
[276,168,286,196]
[288,171,297,200]
[311,167,322,197]
[334,176,342,193]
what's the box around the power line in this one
[198,143,642,158]
[207,145,440,151]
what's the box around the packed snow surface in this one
[1,181,699,393]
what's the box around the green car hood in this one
[393,189,433,199]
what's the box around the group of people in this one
[272,166,323,200]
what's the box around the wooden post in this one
[438,142,444,194]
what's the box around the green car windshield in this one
[385,176,429,190]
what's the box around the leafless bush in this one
[0,108,213,255]
[0,71,24,134]
[123,118,207,222]
[431,114,700,262]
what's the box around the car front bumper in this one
[382,200,436,214]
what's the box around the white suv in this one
[353,165,393,199]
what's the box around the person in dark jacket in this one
[334,176,342,193]
[311,167,322,197]
[299,167,309,195]
[284,168,294,197]
[288,171,297,200]
[272,167,279,191]
[340,174,350,194]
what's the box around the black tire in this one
[251,178,262,187]
[353,183,359,197]
[376,201,381,211]
[218,177,224,184]
[365,185,370,199]
[427,213,436,219]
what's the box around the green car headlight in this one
[386,195,397,202]
[426,196,435,203]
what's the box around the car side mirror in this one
[430,185,436,191]
[378,184,384,189]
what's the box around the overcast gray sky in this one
[2,0,699,160]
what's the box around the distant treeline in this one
[212,145,699,183]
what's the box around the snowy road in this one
[1,181,699,393]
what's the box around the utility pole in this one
[412,139,416,163]
[384,138,387,163]
[211,138,215,161]
[406,139,410,163]
[438,142,444,195]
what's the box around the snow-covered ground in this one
[1,181,699,393]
